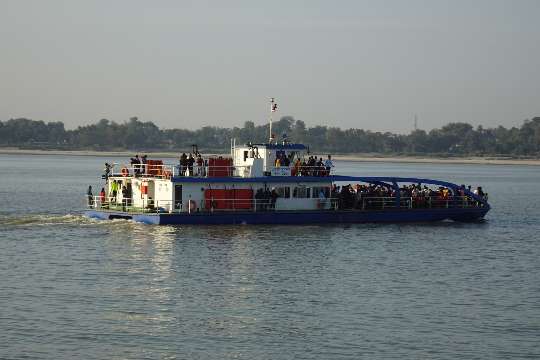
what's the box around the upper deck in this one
[106,141,336,181]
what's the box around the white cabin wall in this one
[154,179,174,212]
[131,178,144,208]
[232,145,307,174]
[181,183,205,212]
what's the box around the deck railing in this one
[104,163,335,179]
[86,196,176,214]
[85,195,484,214]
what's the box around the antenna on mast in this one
[269,97,277,143]
[414,114,418,131]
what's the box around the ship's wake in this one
[0,213,124,228]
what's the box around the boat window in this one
[312,186,330,198]
[243,151,248,162]
[275,186,290,198]
[174,185,182,209]
[293,185,311,198]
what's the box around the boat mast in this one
[269,97,277,143]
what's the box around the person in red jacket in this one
[100,187,106,207]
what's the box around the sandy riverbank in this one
[1,148,539,166]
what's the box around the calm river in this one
[1,154,539,359]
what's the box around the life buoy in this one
[189,199,197,212]
[121,167,129,177]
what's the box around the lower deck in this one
[85,206,488,225]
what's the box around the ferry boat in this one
[84,102,490,225]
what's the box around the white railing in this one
[85,196,177,214]
[104,163,336,179]
[107,163,252,179]
[107,163,178,178]
[85,195,484,214]
[348,195,481,210]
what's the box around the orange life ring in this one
[121,167,129,177]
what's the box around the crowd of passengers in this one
[87,182,133,211]
[105,152,336,178]
[173,152,336,177]
[129,154,149,176]
[276,154,334,176]
[330,183,488,210]
[254,188,280,211]
[178,152,205,176]
[176,152,336,177]
[102,155,152,179]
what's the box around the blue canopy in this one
[253,143,307,150]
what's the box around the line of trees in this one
[1,116,540,156]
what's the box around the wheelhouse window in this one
[293,185,311,198]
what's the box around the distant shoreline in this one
[0,148,539,166]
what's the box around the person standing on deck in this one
[110,181,118,204]
[283,155,290,167]
[300,159,308,176]
[141,155,148,175]
[103,163,111,180]
[293,158,301,176]
[318,188,327,209]
[130,155,140,176]
[316,158,324,177]
[121,186,129,211]
[264,188,271,210]
[331,184,339,209]
[255,188,263,211]
[270,188,279,210]
[87,186,94,207]
[196,153,203,176]
[308,156,316,176]
[179,153,188,176]
[187,154,195,176]
[324,155,334,176]
[99,188,106,207]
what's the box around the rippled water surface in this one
[1,154,539,359]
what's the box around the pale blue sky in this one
[1,0,539,131]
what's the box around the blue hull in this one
[84,207,489,225]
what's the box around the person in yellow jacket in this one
[110,181,119,204]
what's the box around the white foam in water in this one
[0,213,136,227]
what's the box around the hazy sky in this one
[1,0,539,132]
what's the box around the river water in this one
[1,154,539,359]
